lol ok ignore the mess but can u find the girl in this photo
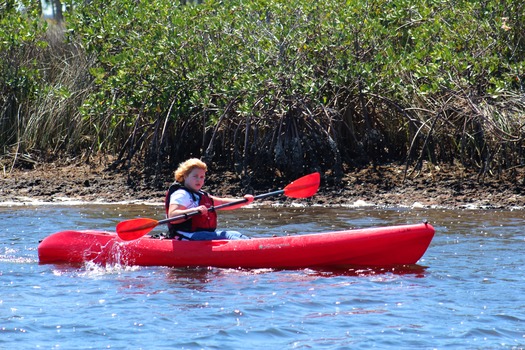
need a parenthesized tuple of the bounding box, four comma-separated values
(165, 158, 253, 240)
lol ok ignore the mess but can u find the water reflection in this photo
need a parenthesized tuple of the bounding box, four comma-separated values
(306, 264, 429, 278)
(159, 264, 429, 287)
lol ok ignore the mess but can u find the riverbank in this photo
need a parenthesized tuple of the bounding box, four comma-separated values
(1, 159, 524, 209)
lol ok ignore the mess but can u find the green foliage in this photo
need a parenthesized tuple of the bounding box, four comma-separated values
(0, 2, 45, 149)
(2, 0, 525, 181)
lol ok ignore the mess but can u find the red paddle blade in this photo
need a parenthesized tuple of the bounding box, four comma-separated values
(283, 172, 320, 198)
(116, 218, 159, 241)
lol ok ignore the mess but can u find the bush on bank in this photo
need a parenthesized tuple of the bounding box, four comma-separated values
(1, 0, 524, 184)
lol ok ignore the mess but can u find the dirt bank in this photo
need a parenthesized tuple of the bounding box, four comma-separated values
(1, 159, 525, 209)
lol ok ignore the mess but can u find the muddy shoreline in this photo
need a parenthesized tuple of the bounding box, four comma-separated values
(2, 160, 525, 209)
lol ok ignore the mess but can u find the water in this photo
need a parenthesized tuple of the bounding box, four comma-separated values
(1, 204, 525, 349)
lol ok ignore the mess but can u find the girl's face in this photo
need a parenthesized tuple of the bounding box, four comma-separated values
(184, 167, 206, 192)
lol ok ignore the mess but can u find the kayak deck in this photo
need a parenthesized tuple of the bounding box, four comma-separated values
(38, 222, 435, 269)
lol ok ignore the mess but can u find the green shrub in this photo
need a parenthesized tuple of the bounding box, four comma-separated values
(0, 1, 44, 154)
(2, 0, 524, 182)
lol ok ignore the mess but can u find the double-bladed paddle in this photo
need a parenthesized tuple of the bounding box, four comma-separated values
(116, 172, 320, 241)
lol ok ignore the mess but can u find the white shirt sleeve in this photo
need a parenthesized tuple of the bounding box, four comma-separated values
(169, 189, 198, 209)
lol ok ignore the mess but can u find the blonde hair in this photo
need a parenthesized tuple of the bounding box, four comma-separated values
(174, 158, 207, 183)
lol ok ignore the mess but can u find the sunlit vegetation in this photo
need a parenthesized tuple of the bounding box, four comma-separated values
(1, 0, 524, 183)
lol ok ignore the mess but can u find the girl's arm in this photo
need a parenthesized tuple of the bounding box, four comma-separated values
(211, 194, 254, 210)
(168, 203, 208, 223)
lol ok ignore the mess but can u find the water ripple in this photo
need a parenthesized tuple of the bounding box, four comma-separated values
(2, 206, 525, 349)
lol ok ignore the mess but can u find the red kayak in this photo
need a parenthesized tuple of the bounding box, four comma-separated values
(38, 222, 434, 268)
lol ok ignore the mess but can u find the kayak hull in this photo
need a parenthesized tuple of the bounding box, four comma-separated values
(38, 222, 435, 269)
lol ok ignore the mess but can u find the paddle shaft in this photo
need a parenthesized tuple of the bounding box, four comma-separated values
(116, 172, 319, 240)
(157, 190, 283, 226)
